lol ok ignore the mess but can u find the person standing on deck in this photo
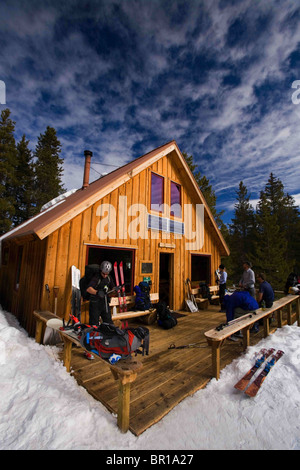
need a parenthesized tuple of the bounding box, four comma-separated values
(239, 261, 255, 298)
(217, 264, 227, 312)
(86, 261, 115, 326)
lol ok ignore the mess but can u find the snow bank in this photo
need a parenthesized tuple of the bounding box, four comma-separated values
(0, 305, 299, 450)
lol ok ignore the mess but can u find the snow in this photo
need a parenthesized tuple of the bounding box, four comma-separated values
(0, 305, 300, 450)
(40, 188, 77, 212)
(0, 189, 78, 265)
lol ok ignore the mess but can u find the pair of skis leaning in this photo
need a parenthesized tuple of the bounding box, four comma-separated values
(114, 261, 127, 313)
(234, 348, 284, 397)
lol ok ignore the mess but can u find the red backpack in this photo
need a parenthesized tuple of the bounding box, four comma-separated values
(79, 323, 149, 359)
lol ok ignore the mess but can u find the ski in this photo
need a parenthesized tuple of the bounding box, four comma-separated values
(71, 265, 81, 323)
(245, 350, 285, 397)
(114, 261, 123, 312)
(119, 261, 127, 312)
(216, 312, 256, 331)
(234, 348, 275, 391)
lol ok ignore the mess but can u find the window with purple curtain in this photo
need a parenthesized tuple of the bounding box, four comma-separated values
(170, 181, 182, 218)
(151, 173, 164, 212)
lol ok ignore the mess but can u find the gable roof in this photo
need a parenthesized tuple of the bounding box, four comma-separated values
(1, 140, 229, 255)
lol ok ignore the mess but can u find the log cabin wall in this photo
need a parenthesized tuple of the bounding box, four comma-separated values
(0, 237, 47, 336)
(40, 151, 224, 320)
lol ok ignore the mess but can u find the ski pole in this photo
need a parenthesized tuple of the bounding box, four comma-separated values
(168, 341, 207, 349)
(216, 312, 256, 331)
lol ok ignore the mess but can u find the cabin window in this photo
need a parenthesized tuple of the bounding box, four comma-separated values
(170, 181, 182, 218)
(151, 172, 164, 213)
(140, 261, 153, 275)
(191, 254, 211, 285)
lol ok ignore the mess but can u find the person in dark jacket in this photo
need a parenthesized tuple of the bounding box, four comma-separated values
(257, 273, 274, 308)
(223, 290, 259, 323)
(223, 290, 259, 340)
(86, 261, 115, 325)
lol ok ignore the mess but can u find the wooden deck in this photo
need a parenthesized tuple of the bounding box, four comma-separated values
(66, 303, 298, 436)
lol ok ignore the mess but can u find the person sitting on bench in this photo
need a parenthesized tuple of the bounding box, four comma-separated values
(257, 273, 274, 308)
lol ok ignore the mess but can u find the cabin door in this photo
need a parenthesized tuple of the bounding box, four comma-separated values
(159, 253, 174, 308)
(86, 246, 135, 294)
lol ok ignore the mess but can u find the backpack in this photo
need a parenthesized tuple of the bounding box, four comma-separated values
(199, 283, 212, 301)
(79, 264, 100, 301)
(79, 322, 150, 359)
(284, 272, 298, 294)
(156, 301, 177, 330)
(134, 281, 152, 311)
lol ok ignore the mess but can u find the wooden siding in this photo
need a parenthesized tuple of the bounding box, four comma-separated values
(0, 238, 47, 336)
(40, 152, 224, 319)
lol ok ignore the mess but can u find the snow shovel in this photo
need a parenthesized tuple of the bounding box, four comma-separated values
(185, 279, 198, 312)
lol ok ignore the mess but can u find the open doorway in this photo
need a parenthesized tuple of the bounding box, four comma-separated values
(159, 253, 174, 308)
(86, 246, 135, 294)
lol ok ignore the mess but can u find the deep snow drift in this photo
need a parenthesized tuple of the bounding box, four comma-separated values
(0, 305, 299, 450)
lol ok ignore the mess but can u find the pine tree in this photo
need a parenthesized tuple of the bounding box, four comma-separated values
(13, 135, 35, 225)
(263, 173, 285, 216)
(228, 181, 256, 281)
(182, 151, 224, 227)
(280, 193, 300, 270)
(261, 173, 300, 273)
(33, 126, 64, 213)
(254, 192, 288, 289)
(0, 108, 18, 234)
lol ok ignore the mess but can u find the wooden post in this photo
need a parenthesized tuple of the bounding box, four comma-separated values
(62, 336, 73, 372)
(287, 303, 292, 325)
(277, 308, 283, 328)
(209, 340, 222, 380)
(35, 319, 44, 344)
(296, 298, 300, 326)
(242, 326, 250, 350)
(263, 316, 270, 338)
(117, 373, 137, 433)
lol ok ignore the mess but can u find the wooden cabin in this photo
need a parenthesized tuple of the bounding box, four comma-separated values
(0, 140, 229, 336)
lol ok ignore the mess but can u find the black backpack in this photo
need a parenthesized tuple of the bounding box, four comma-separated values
(79, 264, 100, 301)
(156, 301, 177, 330)
(199, 283, 212, 301)
(134, 281, 152, 311)
(284, 272, 298, 294)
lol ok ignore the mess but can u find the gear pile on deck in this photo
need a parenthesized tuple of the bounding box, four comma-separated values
(57, 317, 150, 361)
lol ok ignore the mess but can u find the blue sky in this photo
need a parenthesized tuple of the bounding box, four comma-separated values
(1, 0, 300, 225)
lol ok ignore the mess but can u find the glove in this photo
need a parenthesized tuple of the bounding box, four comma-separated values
(97, 290, 105, 299)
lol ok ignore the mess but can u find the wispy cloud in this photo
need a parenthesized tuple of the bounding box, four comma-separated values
(1, 0, 300, 223)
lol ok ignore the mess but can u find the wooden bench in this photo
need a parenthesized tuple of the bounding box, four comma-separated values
(109, 292, 159, 324)
(204, 295, 300, 380)
(33, 310, 143, 433)
(191, 285, 220, 310)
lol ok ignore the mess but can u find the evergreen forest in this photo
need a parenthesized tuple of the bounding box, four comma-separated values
(0, 108, 64, 235)
(183, 153, 300, 290)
